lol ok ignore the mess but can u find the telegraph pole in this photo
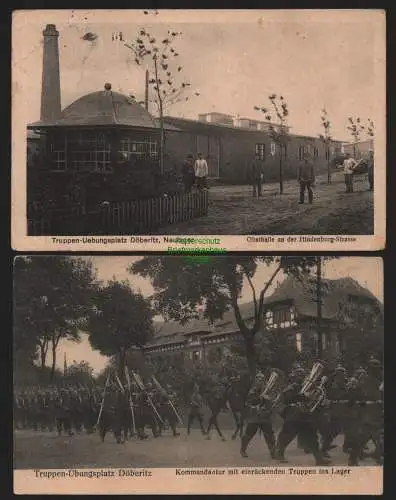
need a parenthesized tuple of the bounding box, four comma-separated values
(316, 256, 323, 358)
(145, 70, 149, 111)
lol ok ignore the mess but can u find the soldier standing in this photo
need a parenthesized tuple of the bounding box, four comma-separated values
(367, 150, 374, 191)
(250, 155, 264, 198)
(240, 372, 277, 459)
(187, 384, 206, 435)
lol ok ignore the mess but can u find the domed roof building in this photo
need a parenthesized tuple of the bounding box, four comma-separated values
(28, 83, 165, 176)
(29, 85, 159, 129)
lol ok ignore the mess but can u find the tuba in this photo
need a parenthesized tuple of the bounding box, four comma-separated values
(260, 369, 284, 409)
(299, 362, 328, 413)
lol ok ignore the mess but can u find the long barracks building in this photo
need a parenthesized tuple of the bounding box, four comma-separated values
(27, 23, 345, 207)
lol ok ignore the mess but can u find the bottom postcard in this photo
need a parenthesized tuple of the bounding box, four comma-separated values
(13, 255, 384, 494)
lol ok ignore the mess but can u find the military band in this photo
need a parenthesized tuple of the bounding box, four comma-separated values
(14, 358, 383, 466)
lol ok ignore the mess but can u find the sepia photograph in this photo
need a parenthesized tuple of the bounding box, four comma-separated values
(11, 9, 385, 250)
(13, 255, 383, 494)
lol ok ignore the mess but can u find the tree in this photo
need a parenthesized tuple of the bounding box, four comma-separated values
(319, 108, 332, 184)
(124, 25, 199, 175)
(13, 256, 97, 381)
(129, 256, 323, 380)
(336, 296, 383, 370)
(366, 118, 374, 139)
(87, 280, 155, 381)
(346, 116, 365, 158)
(63, 360, 95, 385)
(254, 94, 290, 194)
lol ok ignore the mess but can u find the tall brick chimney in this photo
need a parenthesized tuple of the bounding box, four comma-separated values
(40, 24, 61, 121)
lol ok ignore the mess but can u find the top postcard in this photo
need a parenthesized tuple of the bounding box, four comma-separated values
(11, 9, 386, 251)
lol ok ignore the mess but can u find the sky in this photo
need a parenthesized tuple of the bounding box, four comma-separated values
(13, 9, 385, 141)
(46, 256, 383, 374)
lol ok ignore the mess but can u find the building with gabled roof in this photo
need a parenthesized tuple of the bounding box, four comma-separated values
(140, 274, 382, 363)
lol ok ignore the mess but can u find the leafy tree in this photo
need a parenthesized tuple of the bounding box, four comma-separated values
(124, 25, 199, 175)
(347, 116, 365, 158)
(64, 360, 95, 385)
(87, 280, 155, 380)
(13, 256, 97, 381)
(336, 296, 383, 370)
(254, 94, 290, 194)
(129, 256, 323, 380)
(319, 107, 332, 184)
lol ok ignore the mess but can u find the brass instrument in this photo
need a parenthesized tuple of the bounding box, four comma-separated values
(259, 369, 284, 410)
(299, 362, 328, 413)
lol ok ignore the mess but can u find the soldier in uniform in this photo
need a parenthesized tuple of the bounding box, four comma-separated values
(135, 388, 150, 440)
(159, 384, 181, 437)
(205, 376, 228, 441)
(240, 372, 277, 459)
(55, 388, 73, 437)
(143, 382, 162, 438)
(70, 387, 83, 434)
(320, 364, 349, 457)
(98, 382, 125, 444)
(358, 362, 383, 465)
(187, 384, 207, 435)
(249, 155, 264, 198)
(276, 366, 331, 465)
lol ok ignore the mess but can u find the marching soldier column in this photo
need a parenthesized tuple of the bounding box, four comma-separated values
(14, 358, 383, 466)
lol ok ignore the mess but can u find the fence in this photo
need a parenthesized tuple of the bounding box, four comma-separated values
(27, 190, 209, 236)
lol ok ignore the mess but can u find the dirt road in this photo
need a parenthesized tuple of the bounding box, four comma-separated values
(14, 428, 377, 469)
(155, 172, 373, 235)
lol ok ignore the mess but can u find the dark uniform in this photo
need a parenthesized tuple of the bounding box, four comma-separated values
(276, 378, 330, 465)
(55, 389, 73, 436)
(320, 365, 349, 455)
(250, 158, 264, 198)
(206, 380, 227, 440)
(240, 380, 277, 459)
(357, 365, 383, 465)
(187, 387, 206, 435)
(143, 385, 162, 438)
(367, 152, 374, 191)
(158, 385, 180, 437)
(98, 385, 128, 444)
(182, 155, 195, 193)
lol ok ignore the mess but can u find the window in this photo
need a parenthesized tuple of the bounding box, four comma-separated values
(69, 131, 112, 173)
(325, 148, 330, 161)
(295, 333, 302, 353)
(321, 333, 328, 351)
(298, 146, 304, 160)
(313, 147, 319, 159)
(264, 306, 297, 329)
(191, 350, 202, 362)
(50, 133, 66, 171)
(270, 142, 276, 156)
(118, 137, 158, 161)
(255, 143, 266, 160)
(283, 144, 287, 158)
(313, 335, 319, 355)
(335, 334, 343, 355)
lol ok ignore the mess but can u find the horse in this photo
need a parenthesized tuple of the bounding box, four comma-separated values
(204, 377, 249, 441)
